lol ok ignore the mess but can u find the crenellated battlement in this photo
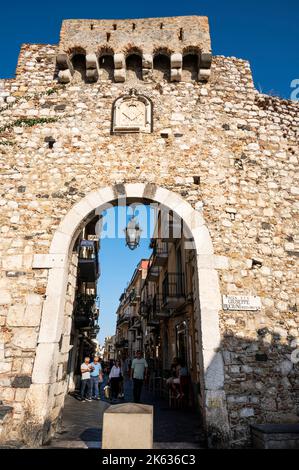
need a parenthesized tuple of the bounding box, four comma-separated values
(56, 16, 212, 84)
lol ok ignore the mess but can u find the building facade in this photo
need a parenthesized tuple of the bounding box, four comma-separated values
(115, 259, 149, 360)
(103, 335, 116, 362)
(0, 16, 298, 447)
(67, 219, 100, 391)
(115, 211, 199, 402)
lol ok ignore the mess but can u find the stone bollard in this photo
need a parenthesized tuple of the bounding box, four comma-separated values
(102, 403, 153, 449)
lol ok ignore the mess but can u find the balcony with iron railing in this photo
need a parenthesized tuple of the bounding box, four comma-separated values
(146, 308, 160, 327)
(150, 238, 169, 267)
(140, 297, 151, 317)
(153, 293, 171, 318)
(129, 288, 141, 305)
(117, 309, 132, 326)
(162, 272, 186, 309)
(74, 306, 99, 332)
(78, 240, 98, 282)
(115, 338, 129, 349)
(147, 252, 161, 282)
(160, 218, 183, 241)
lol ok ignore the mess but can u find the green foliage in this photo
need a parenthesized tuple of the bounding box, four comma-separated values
(0, 117, 59, 133)
(0, 139, 15, 146)
(46, 88, 58, 95)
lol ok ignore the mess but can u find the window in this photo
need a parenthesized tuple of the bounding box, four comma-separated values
(71, 54, 86, 81)
(99, 55, 114, 80)
(126, 54, 142, 80)
(153, 54, 170, 81)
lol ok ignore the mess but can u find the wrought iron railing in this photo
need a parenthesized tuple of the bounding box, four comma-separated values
(115, 339, 129, 349)
(78, 240, 97, 260)
(162, 273, 185, 303)
(129, 288, 141, 304)
(150, 238, 168, 255)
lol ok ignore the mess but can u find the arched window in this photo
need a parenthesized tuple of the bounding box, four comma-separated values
(71, 54, 86, 81)
(126, 54, 142, 80)
(99, 55, 114, 81)
(153, 54, 170, 81)
(182, 54, 199, 81)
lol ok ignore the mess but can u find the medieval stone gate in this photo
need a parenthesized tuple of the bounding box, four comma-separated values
(0, 16, 298, 448)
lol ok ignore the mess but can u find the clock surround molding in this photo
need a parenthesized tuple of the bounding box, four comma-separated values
(112, 88, 153, 134)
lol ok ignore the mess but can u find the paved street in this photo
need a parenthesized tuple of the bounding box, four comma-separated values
(46, 380, 204, 449)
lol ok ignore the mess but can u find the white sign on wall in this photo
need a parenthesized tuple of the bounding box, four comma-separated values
(222, 295, 261, 311)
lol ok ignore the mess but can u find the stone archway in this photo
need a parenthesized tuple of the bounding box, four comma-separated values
(24, 183, 230, 446)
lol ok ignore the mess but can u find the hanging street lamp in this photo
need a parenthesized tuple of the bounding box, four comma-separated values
(124, 210, 142, 250)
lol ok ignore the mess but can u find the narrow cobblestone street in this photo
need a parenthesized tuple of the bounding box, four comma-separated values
(46, 380, 203, 449)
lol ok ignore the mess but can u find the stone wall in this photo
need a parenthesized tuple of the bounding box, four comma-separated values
(0, 16, 298, 447)
(59, 16, 211, 55)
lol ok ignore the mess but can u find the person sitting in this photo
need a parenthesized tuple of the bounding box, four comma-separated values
(166, 357, 179, 388)
(167, 358, 188, 399)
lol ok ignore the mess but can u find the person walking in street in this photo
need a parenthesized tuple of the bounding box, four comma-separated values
(108, 359, 122, 402)
(131, 350, 148, 403)
(90, 356, 102, 400)
(80, 356, 93, 402)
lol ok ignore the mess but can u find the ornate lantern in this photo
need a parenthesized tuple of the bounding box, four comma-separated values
(124, 210, 142, 250)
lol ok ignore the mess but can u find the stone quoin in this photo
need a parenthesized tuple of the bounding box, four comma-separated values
(0, 16, 298, 448)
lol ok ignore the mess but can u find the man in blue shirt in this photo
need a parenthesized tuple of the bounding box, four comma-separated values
(90, 356, 102, 400)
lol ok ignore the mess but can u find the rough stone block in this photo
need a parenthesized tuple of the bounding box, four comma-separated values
(32, 254, 67, 269)
(49, 231, 72, 255)
(32, 343, 60, 384)
(0, 290, 12, 306)
(171, 53, 182, 68)
(204, 350, 225, 390)
(86, 53, 97, 69)
(37, 295, 66, 343)
(251, 424, 299, 449)
(114, 68, 126, 82)
(200, 52, 212, 69)
(142, 54, 153, 69)
(142, 69, 152, 80)
(56, 53, 70, 70)
(12, 328, 38, 350)
(198, 68, 211, 81)
(12, 375, 32, 388)
(58, 69, 72, 84)
(86, 68, 99, 83)
(7, 304, 42, 327)
(2, 255, 23, 270)
(114, 53, 125, 69)
(0, 362, 12, 373)
(25, 294, 42, 306)
(170, 68, 182, 82)
(102, 403, 153, 449)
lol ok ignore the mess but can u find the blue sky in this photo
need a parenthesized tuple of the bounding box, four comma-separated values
(1, 0, 298, 98)
(98, 206, 155, 345)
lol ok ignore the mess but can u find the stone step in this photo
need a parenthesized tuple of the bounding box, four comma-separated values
(251, 424, 299, 449)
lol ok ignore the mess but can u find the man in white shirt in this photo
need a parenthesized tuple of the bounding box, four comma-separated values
(80, 356, 93, 402)
(131, 350, 148, 403)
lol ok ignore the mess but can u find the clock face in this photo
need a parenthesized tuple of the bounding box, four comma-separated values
(119, 101, 145, 127)
(113, 92, 152, 134)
